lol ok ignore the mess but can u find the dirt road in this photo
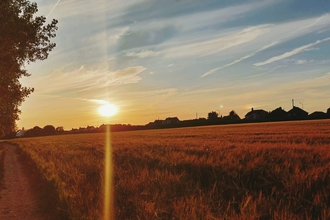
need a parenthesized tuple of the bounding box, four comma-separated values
(0, 143, 63, 220)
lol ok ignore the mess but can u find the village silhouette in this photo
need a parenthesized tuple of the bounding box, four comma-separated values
(7, 100, 330, 139)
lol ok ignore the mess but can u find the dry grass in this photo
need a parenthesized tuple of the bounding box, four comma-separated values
(10, 120, 330, 219)
(0, 143, 5, 185)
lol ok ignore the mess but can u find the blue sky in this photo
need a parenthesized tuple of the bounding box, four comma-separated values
(18, 0, 330, 129)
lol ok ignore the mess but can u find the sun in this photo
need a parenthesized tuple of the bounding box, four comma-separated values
(98, 103, 118, 117)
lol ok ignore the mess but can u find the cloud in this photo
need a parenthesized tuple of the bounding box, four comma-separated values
(74, 98, 118, 110)
(117, 26, 178, 51)
(111, 66, 146, 85)
(254, 37, 330, 66)
(163, 25, 270, 59)
(202, 41, 278, 78)
(31, 65, 146, 96)
(295, 60, 308, 65)
(286, 13, 329, 37)
(84, 99, 110, 105)
(109, 27, 130, 41)
(126, 50, 160, 58)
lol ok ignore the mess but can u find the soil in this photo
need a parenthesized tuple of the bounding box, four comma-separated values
(0, 142, 66, 220)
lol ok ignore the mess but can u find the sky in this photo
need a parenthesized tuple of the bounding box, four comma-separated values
(18, 0, 330, 130)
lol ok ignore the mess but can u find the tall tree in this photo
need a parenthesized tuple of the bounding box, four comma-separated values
(0, 0, 58, 137)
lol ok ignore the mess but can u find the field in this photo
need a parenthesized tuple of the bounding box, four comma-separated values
(0, 145, 5, 183)
(10, 120, 330, 219)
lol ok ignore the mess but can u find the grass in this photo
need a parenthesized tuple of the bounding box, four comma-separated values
(10, 120, 330, 219)
(0, 142, 5, 185)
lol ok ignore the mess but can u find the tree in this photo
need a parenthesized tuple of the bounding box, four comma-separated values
(56, 126, 64, 133)
(43, 125, 56, 135)
(208, 111, 218, 120)
(0, 0, 58, 137)
(25, 126, 43, 137)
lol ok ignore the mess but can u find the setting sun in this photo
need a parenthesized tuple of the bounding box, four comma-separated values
(98, 103, 118, 117)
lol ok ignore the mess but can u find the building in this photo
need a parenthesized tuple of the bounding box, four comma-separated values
(268, 107, 287, 119)
(16, 128, 25, 137)
(164, 117, 180, 125)
(308, 111, 328, 119)
(245, 108, 268, 120)
(287, 106, 308, 119)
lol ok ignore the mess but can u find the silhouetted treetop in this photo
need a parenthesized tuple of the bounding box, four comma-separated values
(0, 0, 58, 137)
(208, 111, 218, 120)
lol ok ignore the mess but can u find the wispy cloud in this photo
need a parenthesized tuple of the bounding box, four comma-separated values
(163, 25, 270, 59)
(111, 66, 146, 85)
(126, 50, 160, 58)
(202, 41, 278, 78)
(84, 99, 110, 105)
(254, 37, 330, 66)
(286, 13, 329, 37)
(32, 65, 146, 95)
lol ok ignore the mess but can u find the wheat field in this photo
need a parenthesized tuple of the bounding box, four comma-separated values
(10, 120, 330, 219)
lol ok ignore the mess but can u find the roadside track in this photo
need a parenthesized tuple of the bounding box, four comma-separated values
(0, 142, 63, 220)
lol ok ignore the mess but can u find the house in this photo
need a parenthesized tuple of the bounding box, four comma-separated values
(223, 110, 241, 121)
(153, 119, 164, 125)
(245, 108, 268, 120)
(287, 106, 308, 119)
(268, 107, 287, 119)
(164, 117, 180, 125)
(308, 111, 328, 119)
(16, 128, 25, 137)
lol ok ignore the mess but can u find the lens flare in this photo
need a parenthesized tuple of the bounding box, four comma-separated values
(104, 125, 114, 219)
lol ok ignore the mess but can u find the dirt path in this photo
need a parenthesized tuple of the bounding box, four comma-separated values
(0, 143, 61, 220)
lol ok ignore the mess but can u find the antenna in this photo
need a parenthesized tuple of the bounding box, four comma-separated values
(292, 99, 294, 107)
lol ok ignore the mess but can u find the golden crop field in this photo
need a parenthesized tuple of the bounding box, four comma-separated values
(10, 120, 330, 220)
(0, 145, 5, 182)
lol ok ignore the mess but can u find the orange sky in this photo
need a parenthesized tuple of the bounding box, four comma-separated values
(17, 0, 330, 130)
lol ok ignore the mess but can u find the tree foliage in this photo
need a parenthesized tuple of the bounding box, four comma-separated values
(207, 111, 218, 120)
(0, 0, 58, 137)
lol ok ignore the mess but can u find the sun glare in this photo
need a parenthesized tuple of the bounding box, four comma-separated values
(98, 103, 118, 117)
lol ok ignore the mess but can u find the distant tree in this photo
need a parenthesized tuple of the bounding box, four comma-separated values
(327, 108, 330, 116)
(0, 0, 58, 137)
(229, 110, 237, 117)
(43, 125, 56, 135)
(208, 111, 218, 120)
(25, 126, 43, 137)
(56, 126, 64, 133)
